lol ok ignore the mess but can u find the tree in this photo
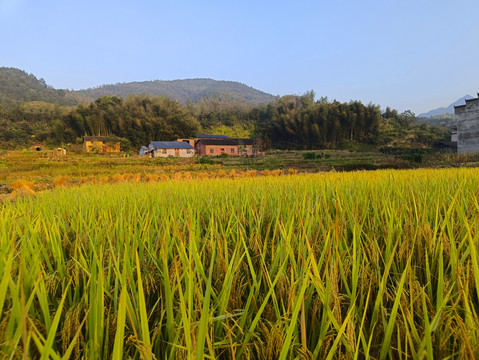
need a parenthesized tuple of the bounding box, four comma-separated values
(397, 110, 416, 128)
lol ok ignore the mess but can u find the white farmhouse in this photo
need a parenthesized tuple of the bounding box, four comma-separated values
(147, 141, 195, 158)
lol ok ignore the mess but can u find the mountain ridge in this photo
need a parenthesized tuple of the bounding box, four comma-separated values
(418, 95, 475, 118)
(0, 67, 277, 106)
(0, 67, 78, 106)
(75, 78, 277, 105)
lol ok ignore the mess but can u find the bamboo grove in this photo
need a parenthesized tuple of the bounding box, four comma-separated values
(1, 168, 479, 358)
(1, 92, 449, 151)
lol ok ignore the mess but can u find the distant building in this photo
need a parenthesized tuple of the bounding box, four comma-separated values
(83, 136, 120, 153)
(177, 138, 195, 147)
(139, 146, 151, 156)
(29, 143, 46, 151)
(195, 138, 258, 156)
(146, 134, 262, 157)
(148, 141, 195, 158)
(197, 134, 231, 140)
(454, 94, 479, 153)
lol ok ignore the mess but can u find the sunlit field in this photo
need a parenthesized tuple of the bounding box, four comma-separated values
(1, 168, 479, 358)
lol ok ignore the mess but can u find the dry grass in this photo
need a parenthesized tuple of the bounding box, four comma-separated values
(132, 173, 142, 183)
(228, 170, 237, 179)
(159, 174, 170, 182)
(145, 173, 159, 183)
(10, 179, 35, 197)
(112, 173, 124, 183)
(172, 172, 182, 181)
(54, 175, 71, 187)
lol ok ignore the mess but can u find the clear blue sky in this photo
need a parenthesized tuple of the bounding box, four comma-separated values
(1, 0, 478, 114)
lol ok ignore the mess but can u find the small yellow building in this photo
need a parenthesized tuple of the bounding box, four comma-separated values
(83, 136, 120, 153)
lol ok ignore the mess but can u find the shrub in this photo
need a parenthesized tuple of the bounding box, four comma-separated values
(302, 152, 316, 159)
(198, 156, 214, 165)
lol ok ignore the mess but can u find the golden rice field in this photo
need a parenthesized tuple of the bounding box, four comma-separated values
(1, 168, 479, 359)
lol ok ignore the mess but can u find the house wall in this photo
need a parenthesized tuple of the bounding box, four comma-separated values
(177, 139, 195, 147)
(198, 144, 238, 156)
(153, 148, 195, 157)
(456, 99, 479, 153)
(239, 145, 254, 156)
(84, 141, 120, 153)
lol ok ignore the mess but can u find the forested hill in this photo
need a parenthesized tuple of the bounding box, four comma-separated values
(0, 67, 78, 106)
(0, 67, 277, 106)
(74, 79, 277, 105)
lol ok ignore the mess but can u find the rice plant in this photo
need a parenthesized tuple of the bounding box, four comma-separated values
(1, 168, 479, 358)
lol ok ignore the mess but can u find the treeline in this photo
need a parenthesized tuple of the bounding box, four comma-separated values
(59, 95, 199, 148)
(253, 92, 381, 149)
(0, 93, 450, 150)
(0, 68, 77, 106)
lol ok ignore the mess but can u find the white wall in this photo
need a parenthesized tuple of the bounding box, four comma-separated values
(154, 148, 194, 157)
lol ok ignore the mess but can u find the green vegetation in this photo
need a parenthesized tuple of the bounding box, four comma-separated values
(0, 68, 451, 154)
(0, 67, 77, 106)
(0, 67, 275, 107)
(75, 78, 277, 105)
(1, 168, 479, 358)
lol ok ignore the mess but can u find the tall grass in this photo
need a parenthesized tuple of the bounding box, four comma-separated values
(1, 168, 479, 358)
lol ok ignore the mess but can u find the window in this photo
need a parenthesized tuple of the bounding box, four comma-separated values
(161, 149, 167, 154)
(230, 148, 235, 154)
(220, 148, 225, 153)
(210, 148, 214, 154)
(187, 150, 193, 154)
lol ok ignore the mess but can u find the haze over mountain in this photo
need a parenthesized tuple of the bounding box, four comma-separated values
(0, 67, 277, 107)
(418, 95, 475, 118)
(75, 79, 277, 105)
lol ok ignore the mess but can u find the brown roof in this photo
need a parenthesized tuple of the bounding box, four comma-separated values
(196, 138, 256, 146)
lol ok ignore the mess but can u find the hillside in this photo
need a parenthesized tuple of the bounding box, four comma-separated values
(418, 95, 474, 118)
(0, 67, 78, 106)
(0, 67, 277, 106)
(74, 78, 277, 105)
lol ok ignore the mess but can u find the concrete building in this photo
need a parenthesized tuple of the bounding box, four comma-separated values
(454, 94, 479, 153)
